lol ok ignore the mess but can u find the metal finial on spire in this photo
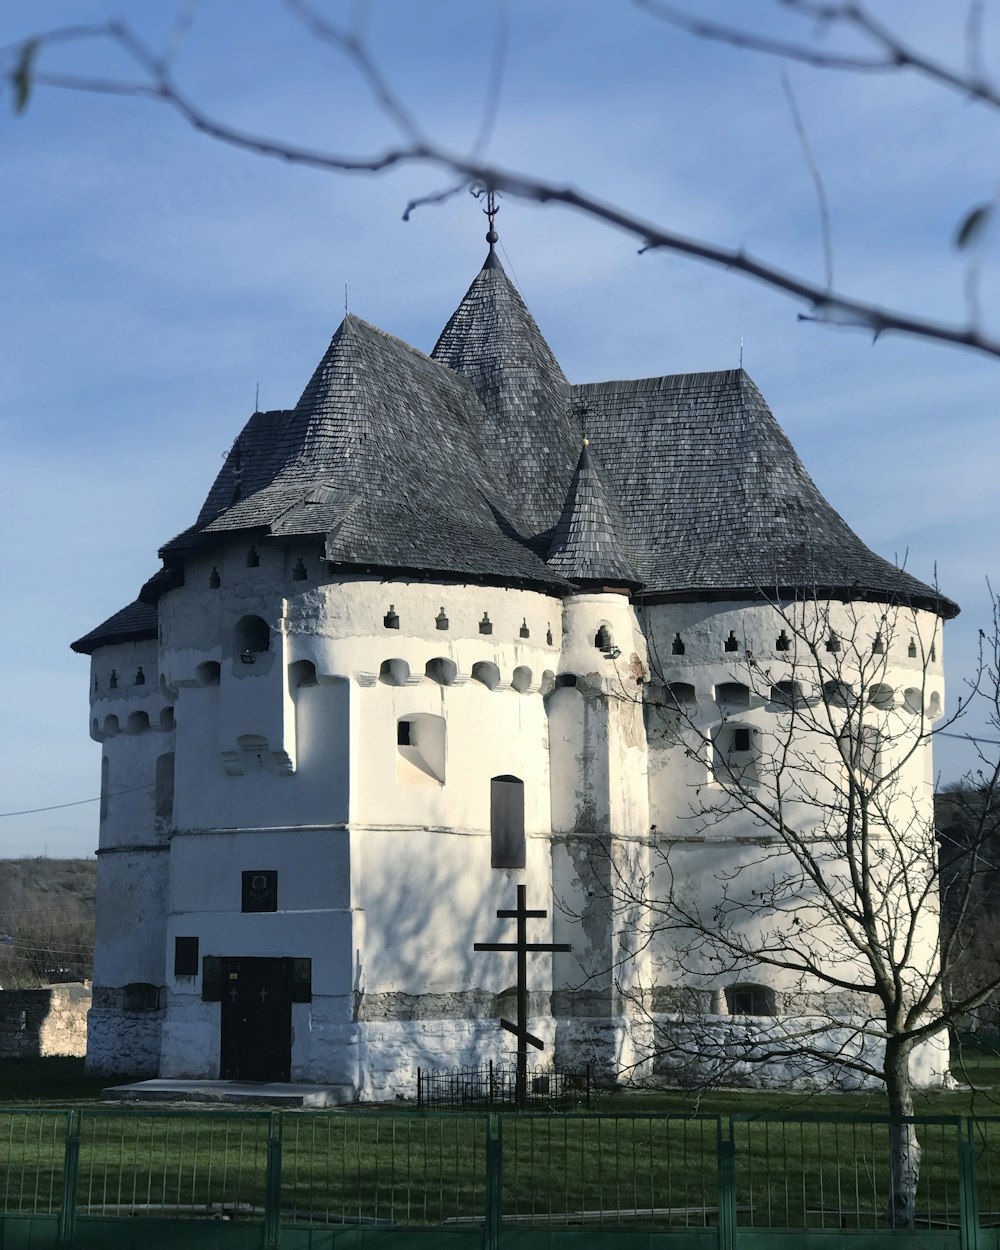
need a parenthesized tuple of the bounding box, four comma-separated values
(485, 189, 499, 251)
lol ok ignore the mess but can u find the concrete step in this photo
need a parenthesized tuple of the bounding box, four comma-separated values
(102, 1079, 357, 1108)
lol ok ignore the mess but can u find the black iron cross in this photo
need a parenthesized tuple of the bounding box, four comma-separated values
(474, 884, 571, 1109)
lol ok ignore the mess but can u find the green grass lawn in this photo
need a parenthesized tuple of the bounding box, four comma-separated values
(3, 1055, 1000, 1231)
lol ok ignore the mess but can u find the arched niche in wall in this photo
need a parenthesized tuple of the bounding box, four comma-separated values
(155, 752, 175, 826)
(928, 691, 943, 720)
(715, 681, 750, 709)
(472, 661, 502, 691)
(126, 711, 150, 734)
(903, 687, 923, 715)
(379, 658, 410, 686)
(491, 775, 525, 868)
(822, 679, 854, 709)
(666, 681, 697, 707)
(159, 707, 175, 732)
(511, 665, 532, 693)
(196, 661, 221, 687)
(425, 657, 458, 685)
(289, 659, 319, 689)
(769, 680, 804, 709)
(396, 714, 446, 784)
(234, 615, 270, 658)
(867, 683, 894, 711)
(103, 715, 120, 737)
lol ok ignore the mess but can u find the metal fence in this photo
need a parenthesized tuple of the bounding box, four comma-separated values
(4, 1106, 1000, 1246)
(416, 1061, 591, 1110)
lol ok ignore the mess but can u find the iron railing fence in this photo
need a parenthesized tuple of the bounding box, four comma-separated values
(416, 1061, 591, 1110)
(7, 1105, 1000, 1243)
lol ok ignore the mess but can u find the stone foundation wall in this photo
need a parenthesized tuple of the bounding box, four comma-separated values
(0, 984, 91, 1059)
(85, 1005, 163, 1075)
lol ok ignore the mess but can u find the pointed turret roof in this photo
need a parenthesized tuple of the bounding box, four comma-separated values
(431, 252, 580, 536)
(547, 442, 641, 589)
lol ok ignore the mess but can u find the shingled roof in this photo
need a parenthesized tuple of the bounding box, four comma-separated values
(547, 442, 642, 589)
(71, 599, 157, 655)
(72, 248, 956, 655)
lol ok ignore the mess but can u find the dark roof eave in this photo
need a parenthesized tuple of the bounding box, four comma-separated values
(635, 584, 959, 619)
(321, 558, 572, 596)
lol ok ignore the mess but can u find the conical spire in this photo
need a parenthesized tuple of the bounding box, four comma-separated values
(431, 252, 579, 536)
(547, 440, 641, 589)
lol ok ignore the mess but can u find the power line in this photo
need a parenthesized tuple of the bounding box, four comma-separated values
(0, 783, 154, 819)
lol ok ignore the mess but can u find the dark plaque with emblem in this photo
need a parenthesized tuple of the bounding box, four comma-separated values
(242, 870, 278, 913)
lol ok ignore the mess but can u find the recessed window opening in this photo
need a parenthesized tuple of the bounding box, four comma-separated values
(825, 632, 841, 653)
(155, 752, 175, 826)
(104, 715, 120, 736)
(109, 670, 118, 689)
(491, 775, 525, 869)
(775, 630, 791, 652)
(555, 674, 577, 688)
(725, 984, 776, 1016)
(519, 619, 530, 639)
(546, 625, 553, 646)
(174, 937, 199, 978)
(928, 691, 942, 719)
(480, 612, 493, 636)
(904, 687, 923, 715)
(289, 659, 318, 688)
(715, 682, 750, 709)
(127, 711, 150, 734)
(292, 558, 307, 580)
(134, 666, 145, 685)
(823, 680, 852, 708)
(379, 658, 410, 686)
(595, 625, 612, 652)
(472, 661, 501, 690)
(724, 631, 739, 653)
(94, 675, 99, 692)
(666, 682, 697, 707)
(384, 605, 400, 629)
(123, 983, 162, 1012)
(196, 661, 221, 686)
(907, 638, 917, 658)
(396, 713, 446, 784)
(436, 608, 449, 631)
(540, 670, 556, 696)
(247, 547, 260, 567)
(872, 634, 884, 655)
(671, 633, 685, 656)
(234, 615, 270, 654)
(713, 723, 759, 785)
(867, 683, 894, 711)
(92, 717, 100, 737)
(209, 567, 221, 589)
(770, 681, 803, 708)
(930, 644, 937, 662)
(159, 707, 175, 732)
(426, 657, 458, 685)
(511, 666, 532, 693)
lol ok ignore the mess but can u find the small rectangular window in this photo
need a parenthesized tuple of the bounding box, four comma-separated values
(242, 870, 278, 913)
(733, 727, 751, 752)
(174, 936, 199, 977)
(397, 720, 411, 746)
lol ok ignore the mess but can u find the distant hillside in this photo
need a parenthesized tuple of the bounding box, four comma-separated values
(0, 858, 96, 988)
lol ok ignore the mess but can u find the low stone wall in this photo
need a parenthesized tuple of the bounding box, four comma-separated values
(0, 983, 91, 1059)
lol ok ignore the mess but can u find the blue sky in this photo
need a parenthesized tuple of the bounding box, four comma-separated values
(2, 2, 998, 857)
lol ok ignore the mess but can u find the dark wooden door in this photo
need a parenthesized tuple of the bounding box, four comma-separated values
(219, 957, 292, 1081)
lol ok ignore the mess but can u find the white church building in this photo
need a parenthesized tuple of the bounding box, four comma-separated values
(73, 233, 955, 1097)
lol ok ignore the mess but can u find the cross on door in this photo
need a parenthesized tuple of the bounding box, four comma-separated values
(258, 987, 269, 1003)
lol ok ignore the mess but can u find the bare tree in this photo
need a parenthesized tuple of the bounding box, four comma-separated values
(4, 3, 1000, 357)
(587, 591, 1000, 1227)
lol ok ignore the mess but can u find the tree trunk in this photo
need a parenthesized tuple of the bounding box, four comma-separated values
(884, 1040, 920, 1229)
